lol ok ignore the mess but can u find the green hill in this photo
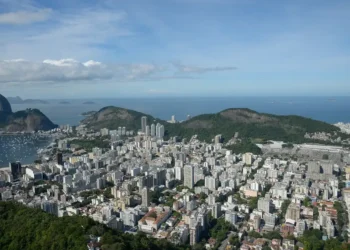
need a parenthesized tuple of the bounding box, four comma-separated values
(166, 108, 340, 143)
(82, 107, 341, 143)
(0, 201, 186, 250)
(81, 106, 161, 131)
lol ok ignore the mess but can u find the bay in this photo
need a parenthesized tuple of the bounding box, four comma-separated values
(1, 96, 349, 166)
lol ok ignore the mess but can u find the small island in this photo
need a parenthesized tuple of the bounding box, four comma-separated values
(59, 101, 70, 104)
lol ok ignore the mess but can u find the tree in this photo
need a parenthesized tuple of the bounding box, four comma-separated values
(0, 201, 188, 250)
(194, 179, 205, 187)
(303, 197, 312, 207)
(261, 184, 272, 197)
(262, 231, 282, 240)
(229, 236, 241, 249)
(248, 231, 262, 238)
(248, 197, 258, 210)
(334, 201, 347, 229)
(199, 192, 208, 202)
(280, 200, 291, 221)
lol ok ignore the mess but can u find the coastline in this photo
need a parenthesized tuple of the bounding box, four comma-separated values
(0, 133, 55, 167)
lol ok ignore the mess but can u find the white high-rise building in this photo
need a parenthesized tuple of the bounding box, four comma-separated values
(141, 187, 150, 207)
(156, 123, 165, 139)
(184, 165, 194, 189)
(258, 197, 272, 213)
(225, 210, 238, 225)
(207, 194, 216, 205)
(175, 166, 183, 181)
(151, 124, 156, 137)
(145, 125, 150, 136)
(243, 153, 253, 165)
(141, 116, 147, 133)
(205, 176, 218, 191)
(212, 203, 221, 218)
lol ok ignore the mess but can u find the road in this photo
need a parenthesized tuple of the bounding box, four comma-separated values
(218, 231, 235, 250)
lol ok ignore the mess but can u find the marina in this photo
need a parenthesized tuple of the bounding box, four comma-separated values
(0, 134, 53, 167)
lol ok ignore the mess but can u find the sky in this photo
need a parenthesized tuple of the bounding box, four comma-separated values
(0, 0, 349, 98)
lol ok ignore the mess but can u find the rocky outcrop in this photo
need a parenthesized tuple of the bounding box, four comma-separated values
(0, 94, 57, 132)
(0, 94, 12, 113)
(4, 109, 58, 132)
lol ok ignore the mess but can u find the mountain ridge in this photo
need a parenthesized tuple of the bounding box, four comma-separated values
(7, 96, 49, 104)
(81, 106, 341, 143)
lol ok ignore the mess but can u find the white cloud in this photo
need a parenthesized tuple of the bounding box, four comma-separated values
(0, 7, 132, 60)
(173, 63, 237, 74)
(0, 59, 163, 84)
(0, 8, 52, 25)
(0, 59, 236, 85)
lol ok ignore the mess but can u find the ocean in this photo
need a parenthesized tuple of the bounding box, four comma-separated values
(1, 96, 349, 166)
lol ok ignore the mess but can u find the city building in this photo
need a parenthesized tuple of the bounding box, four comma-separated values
(57, 153, 63, 165)
(151, 124, 156, 137)
(205, 176, 218, 191)
(142, 187, 150, 207)
(212, 203, 221, 219)
(141, 116, 147, 133)
(145, 125, 150, 136)
(184, 165, 194, 189)
(258, 197, 272, 213)
(286, 203, 300, 221)
(138, 206, 172, 233)
(10, 162, 21, 181)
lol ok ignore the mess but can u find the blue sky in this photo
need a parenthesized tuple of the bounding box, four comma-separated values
(0, 0, 349, 98)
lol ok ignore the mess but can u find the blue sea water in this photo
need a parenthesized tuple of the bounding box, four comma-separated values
(1, 96, 349, 166)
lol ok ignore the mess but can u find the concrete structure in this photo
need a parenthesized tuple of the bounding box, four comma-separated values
(141, 116, 147, 133)
(184, 165, 194, 189)
(142, 187, 150, 207)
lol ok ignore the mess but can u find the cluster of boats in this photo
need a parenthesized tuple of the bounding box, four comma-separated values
(0, 134, 53, 167)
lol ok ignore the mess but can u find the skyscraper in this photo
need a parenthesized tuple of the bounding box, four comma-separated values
(212, 203, 222, 219)
(174, 166, 183, 181)
(156, 123, 165, 139)
(141, 116, 147, 133)
(151, 124, 156, 137)
(258, 197, 272, 213)
(145, 125, 150, 136)
(141, 187, 150, 207)
(205, 176, 218, 191)
(122, 127, 126, 135)
(10, 161, 21, 181)
(184, 165, 194, 189)
(159, 125, 164, 138)
(57, 152, 63, 165)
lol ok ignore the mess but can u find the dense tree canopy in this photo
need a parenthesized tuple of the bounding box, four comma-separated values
(0, 202, 188, 250)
